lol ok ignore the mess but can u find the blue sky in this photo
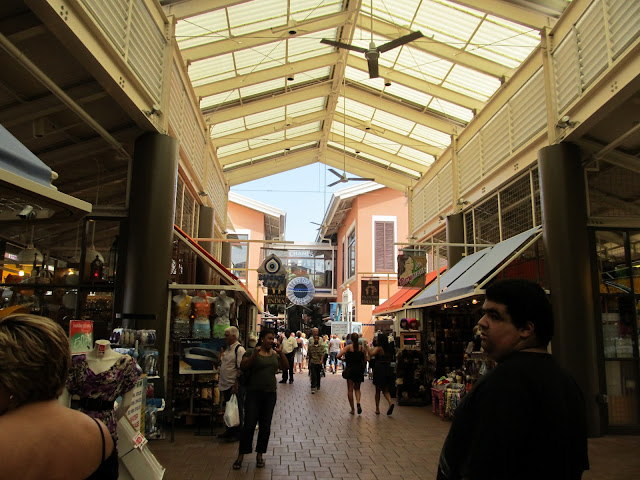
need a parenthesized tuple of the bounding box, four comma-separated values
(230, 163, 347, 242)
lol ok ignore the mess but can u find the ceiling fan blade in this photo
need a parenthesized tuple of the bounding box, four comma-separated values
(320, 38, 368, 54)
(328, 168, 343, 178)
(310, 222, 322, 226)
(328, 179, 345, 187)
(367, 57, 379, 78)
(377, 30, 423, 53)
(346, 177, 375, 182)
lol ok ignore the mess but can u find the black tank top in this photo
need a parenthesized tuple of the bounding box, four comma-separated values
(85, 418, 119, 480)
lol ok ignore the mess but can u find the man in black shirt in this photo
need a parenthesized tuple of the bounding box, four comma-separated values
(437, 279, 589, 480)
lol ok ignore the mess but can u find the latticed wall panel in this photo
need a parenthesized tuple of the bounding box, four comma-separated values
(587, 162, 640, 218)
(499, 174, 534, 241)
(463, 169, 541, 253)
(175, 175, 184, 229)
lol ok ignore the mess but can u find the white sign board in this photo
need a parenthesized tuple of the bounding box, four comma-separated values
(331, 321, 362, 338)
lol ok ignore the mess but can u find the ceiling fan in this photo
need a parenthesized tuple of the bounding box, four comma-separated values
(320, 2, 423, 79)
(327, 168, 374, 187)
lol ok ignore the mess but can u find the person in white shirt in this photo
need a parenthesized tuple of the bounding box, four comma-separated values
(279, 330, 297, 384)
(218, 326, 245, 440)
(328, 335, 341, 373)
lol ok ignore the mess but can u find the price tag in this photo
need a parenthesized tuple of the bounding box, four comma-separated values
(133, 432, 148, 450)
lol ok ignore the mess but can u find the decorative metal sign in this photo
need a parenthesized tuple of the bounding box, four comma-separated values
(397, 251, 427, 288)
(361, 279, 379, 305)
(286, 276, 315, 305)
(258, 253, 286, 290)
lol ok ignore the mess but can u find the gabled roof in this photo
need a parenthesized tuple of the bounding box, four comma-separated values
(166, 0, 564, 191)
(228, 191, 286, 240)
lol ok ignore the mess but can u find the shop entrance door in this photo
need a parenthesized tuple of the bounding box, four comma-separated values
(594, 230, 640, 430)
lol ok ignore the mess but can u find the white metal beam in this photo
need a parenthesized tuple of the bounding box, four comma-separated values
(163, 0, 251, 21)
(357, 14, 511, 79)
(203, 83, 332, 123)
(447, 0, 556, 30)
(327, 132, 428, 175)
(219, 132, 323, 166)
(347, 56, 484, 112)
(341, 113, 443, 157)
(212, 111, 329, 147)
(195, 53, 339, 98)
(182, 11, 350, 63)
(323, 149, 415, 192)
(225, 149, 319, 185)
(345, 86, 461, 134)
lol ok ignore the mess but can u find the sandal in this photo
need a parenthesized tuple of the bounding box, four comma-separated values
(256, 458, 265, 468)
(357, 404, 362, 415)
(375, 410, 380, 415)
(232, 459, 242, 470)
(387, 404, 395, 416)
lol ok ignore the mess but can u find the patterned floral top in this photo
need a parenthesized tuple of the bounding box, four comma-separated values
(67, 354, 139, 438)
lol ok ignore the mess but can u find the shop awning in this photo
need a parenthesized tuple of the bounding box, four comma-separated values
(172, 225, 259, 308)
(0, 124, 91, 221)
(373, 266, 447, 315)
(410, 226, 542, 307)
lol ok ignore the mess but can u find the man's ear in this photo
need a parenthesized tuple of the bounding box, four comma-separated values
(519, 321, 535, 339)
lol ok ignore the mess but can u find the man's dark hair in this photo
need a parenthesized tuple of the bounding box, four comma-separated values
(284, 329, 291, 337)
(484, 279, 554, 347)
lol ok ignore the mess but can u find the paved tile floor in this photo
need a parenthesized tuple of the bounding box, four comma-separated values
(149, 369, 640, 480)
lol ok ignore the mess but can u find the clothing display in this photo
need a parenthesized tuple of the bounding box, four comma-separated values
(172, 292, 192, 338)
(67, 354, 139, 438)
(438, 351, 589, 480)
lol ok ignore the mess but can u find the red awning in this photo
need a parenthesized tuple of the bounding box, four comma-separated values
(372, 266, 447, 315)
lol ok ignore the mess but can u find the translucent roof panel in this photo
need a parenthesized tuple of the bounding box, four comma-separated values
(234, 42, 287, 74)
(428, 97, 474, 123)
(390, 162, 422, 177)
(398, 145, 435, 167)
(218, 140, 249, 158)
(336, 97, 375, 123)
(288, 67, 332, 87)
(286, 122, 322, 139)
(245, 106, 286, 128)
(239, 78, 286, 100)
(201, 90, 241, 110)
(211, 118, 246, 138)
(468, 16, 540, 68)
(352, 28, 401, 66)
(189, 54, 235, 87)
(361, 0, 421, 27)
(331, 121, 365, 143)
(288, 29, 337, 62)
(290, 0, 343, 21)
(410, 0, 483, 47)
(394, 45, 454, 84)
(249, 131, 284, 149)
(287, 97, 326, 116)
(443, 64, 502, 101)
(227, 0, 287, 37)
(383, 83, 433, 109)
(363, 132, 401, 154)
(288, 141, 318, 153)
(410, 123, 452, 149)
(371, 110, 415, 136)
(175, 10, 229, 50)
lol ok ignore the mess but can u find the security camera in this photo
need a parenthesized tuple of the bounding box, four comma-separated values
(18, 205, 36, 220)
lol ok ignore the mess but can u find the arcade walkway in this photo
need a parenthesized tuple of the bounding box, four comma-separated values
(150, 369, 640, 480)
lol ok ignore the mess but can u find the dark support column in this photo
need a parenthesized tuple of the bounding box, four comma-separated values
(196, 206, 215, 284)
(123, 133, 178, 386)
(446, 212, 465, 268)
(538, 143, 602, 437)
(221, 241, 231, 269)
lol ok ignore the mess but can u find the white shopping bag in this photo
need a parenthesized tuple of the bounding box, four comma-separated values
(223, 394, 240, 427)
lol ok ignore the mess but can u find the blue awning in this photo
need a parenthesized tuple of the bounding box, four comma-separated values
(0, 124, 53, 187)
(410, 226, 543, 307)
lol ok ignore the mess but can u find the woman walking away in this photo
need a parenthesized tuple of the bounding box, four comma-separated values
(233, 328, 288, 470)
(337, 332, 367, 415)
(370, 333, 395, 415)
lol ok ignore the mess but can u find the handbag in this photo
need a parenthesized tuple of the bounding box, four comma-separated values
(224, 394, 240, 427)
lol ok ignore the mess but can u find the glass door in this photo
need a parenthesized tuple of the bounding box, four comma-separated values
(594, 230, 640, 428)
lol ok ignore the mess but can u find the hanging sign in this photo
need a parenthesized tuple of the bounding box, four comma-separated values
(266, 287, 287, 305)
(286, 277, 315, 305)
(258, 253, 286, 290)
(69, 320, 94, 354)
(361, 279, 379, 305)
(397, 251, 427, 288)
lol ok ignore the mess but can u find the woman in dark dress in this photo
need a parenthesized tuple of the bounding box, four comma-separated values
(369, 333, 395, 415)
(233, 328, 288, 470)
(337, 332, 367, 415)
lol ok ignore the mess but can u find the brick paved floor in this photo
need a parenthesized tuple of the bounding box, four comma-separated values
(149, 368, 640, 480)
